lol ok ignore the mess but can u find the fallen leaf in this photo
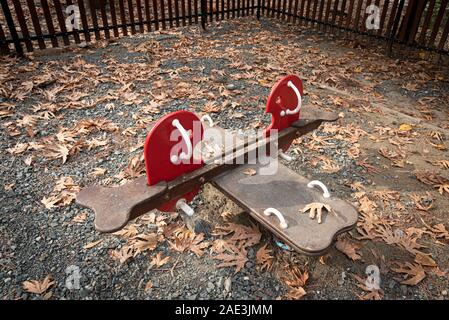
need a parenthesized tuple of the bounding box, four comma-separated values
(23, 275, 54, 295)
(83, 239, 102, 249)
(301, 202, 333, 224)
(336, 237, 362, 261)
(391, 262, 426, 286)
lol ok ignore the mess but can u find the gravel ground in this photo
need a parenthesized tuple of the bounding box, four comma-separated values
(1, 17, 449, 300)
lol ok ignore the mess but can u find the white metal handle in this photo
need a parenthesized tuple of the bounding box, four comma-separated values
(200, 114, 214, 127)
(170, 119, 193, 164)
(281, 81, 302, 117)
(264, 208, 288, 229)
(176, 198, 194, 216)
(279, 151, 293, 162)
(307, 180, 331, 198)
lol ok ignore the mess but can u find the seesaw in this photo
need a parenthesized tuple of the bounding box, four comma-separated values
(77, 75, 358, 255)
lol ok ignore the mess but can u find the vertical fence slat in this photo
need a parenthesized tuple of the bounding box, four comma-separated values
(66, 0, 82, 43)
(136, 0, 145, 32)
(54, 0, 71, 45)
(189, 0, 193, 24)
(418, 0, 435, 45)
(88, 0, 101, 39)
(77, 0, 92, 42)
(387, 0, 405, 54)
(304, 0, 312, 26)
(175, 0, 180, 26)
(336, 0, 346, 32)
(298, 0, 306, 25)
(127, 0, 137, 34)
(109, 0, 120, 36)
(152, 0, 160, 30)
(143, 0, 152, 31)
(160, 0, 167, 28)
(167, 0, 174, 28)
(195, 0, 199, 23)
(428, 0, 448, 47)
(118, 0, 129, 35)
(216, 0, 220, 20)
(345, 0, 354, 30)
(26, 0, 46, 49)
(316, 0, 325, 29)
(99, 0, 112, 38)
(292, 0, 299, 23)
(377, 0, 389, 36)
(385, 0, 399, 37)
(11, 0, 33, 51)
(39, 0, 58, 47)
(323, 0, 332, 32)
(0, 1, 20, 54)
(438, 13, 449, 50)
(352, 0, 363, 33)
(330, 0, 339, 33)
(311, 0, 319, 27)
(182, 0, 187, 25)
(0, 22, 10, 54)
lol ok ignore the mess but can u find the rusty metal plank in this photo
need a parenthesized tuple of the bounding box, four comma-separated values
(212, 163, 358, 255)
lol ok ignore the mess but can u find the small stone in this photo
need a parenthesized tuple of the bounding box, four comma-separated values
(442, 290, 448, 296)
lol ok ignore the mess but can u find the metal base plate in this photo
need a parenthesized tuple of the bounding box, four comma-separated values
(212, 163, 359, 255)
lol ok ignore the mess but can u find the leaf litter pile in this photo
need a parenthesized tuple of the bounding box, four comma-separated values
(1, 17, 449, 300)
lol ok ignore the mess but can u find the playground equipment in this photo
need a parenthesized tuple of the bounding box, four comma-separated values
(77, 75, 358, 255)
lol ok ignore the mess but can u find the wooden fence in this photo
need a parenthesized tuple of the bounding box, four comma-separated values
(0, 0, 448, 56)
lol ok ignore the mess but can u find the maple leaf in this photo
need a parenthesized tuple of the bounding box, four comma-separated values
(215, 249, 248, 274)
(435, 183, 449, 196)
(85, 138, 108, 150)
(301, 202, 333, 224)
(130, 233, 158, 255)
(23, 275, 54, 295)
(409, 193, 433, 211)
(335, 237, 362, 261)
(45, 143, 70, 164)
(110, 245, 134, 264)
(125, 155, 145, 178)
(391, 262, 426, 286)
(150, 252, 170, 269)
(89, 168, 107, 176)
(431, 224, 449, 240)
(434, 160, 449, 170)
(353, 274, 384, 300)
(414, 253, 436, 267)
(72, 212, 87, 223)
(256, 244, 274, 272)
(113, 224, 139, 238)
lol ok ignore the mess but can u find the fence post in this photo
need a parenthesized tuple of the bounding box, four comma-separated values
(200, 0, 207, 30)
(387, 0, 406, 56)
(0, 0, 23, 56)
(257, 0, 261, 19)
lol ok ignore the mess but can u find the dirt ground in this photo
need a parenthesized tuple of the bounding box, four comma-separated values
(1, 17, 449, 300)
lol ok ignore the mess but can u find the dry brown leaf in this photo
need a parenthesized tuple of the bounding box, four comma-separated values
(243, 168, 257, 176)
(23, 275, 54, 295)
(144, 280, 153, 292)
(150, 252, 170, 269)
(256, 244, 274, 272)
(391, 262, 426, 286)
(110, 245, 134, 264)
(301, 202, 333, 224)
(335, 237, 362, 261)
(72, 212, 87, 223)
(83, 239, 102, 249)
(414, 253, 436, 267)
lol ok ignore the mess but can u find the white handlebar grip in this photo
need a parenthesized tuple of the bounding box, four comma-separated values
(264, 208, 288, 229)
(285, 80, 302, 116)
(176, 198, 194, 216)
(279, 151, 293, 162)
(200, 114, 214, 127)
(307, 180, 331, 198)
(171, 119, 193, 164)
